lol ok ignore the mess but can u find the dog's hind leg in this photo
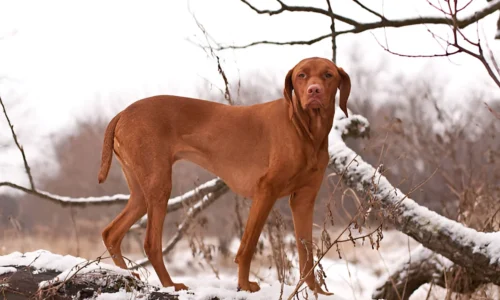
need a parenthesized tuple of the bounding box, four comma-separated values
(102, 168, 147, 271)
(139, 161, 189, 291)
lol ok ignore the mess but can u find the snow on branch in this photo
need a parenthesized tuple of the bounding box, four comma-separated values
(0, 181, 130, 205)
(372, 245, 487, 300)
(327, 114, 500, 288)
(1, 179, 226, 216)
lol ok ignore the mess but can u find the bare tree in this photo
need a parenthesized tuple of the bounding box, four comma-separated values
(218, 0, 500, 63)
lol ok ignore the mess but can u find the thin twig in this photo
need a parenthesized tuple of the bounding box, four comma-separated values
(189, 9, 233, 105)
(0, 96, 35, 190)
(215, 34, 331, 51)
(325, 0, 337, 63)
(352, 0, 387, 20)
(484, 102, 500, 120)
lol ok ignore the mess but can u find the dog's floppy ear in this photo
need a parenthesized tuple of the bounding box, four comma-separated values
(337, 67, 351, 118)
(283, 68, 294, 120)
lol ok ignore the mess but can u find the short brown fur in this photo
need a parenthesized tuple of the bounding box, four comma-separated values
(98, 57, 351, 294)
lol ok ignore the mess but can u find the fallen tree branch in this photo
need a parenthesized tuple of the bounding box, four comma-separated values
(327, 114, 500, 292)
(0, 181, 129, 206)
(0, 178, 225, 211)
(372, 245, 487, 300)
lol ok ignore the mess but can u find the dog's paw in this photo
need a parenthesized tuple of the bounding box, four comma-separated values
(304, 280, 334, 296)
(315, 288, 334, 296)
(131, 272, 141, 280)
(309, 284, 334, 296)
(173, 283, 189, 291)
(237, 281, 260, 293)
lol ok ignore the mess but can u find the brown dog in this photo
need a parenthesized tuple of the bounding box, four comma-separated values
(98, 57, 350, 294)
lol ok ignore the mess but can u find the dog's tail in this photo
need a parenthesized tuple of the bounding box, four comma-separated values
(98, 112, 121, 184)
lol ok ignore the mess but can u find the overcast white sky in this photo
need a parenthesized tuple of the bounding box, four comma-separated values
(0, 0, 499, 188)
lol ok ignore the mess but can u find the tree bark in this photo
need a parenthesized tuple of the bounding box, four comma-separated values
(372, 245, 487, 299)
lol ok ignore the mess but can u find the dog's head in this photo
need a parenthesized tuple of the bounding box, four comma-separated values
(283, 57, 351, 118)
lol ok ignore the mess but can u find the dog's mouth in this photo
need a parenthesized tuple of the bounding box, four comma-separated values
(306, 98, 323, 109)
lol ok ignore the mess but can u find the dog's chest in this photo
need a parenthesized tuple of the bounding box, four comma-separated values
(281, 147, 328, 191)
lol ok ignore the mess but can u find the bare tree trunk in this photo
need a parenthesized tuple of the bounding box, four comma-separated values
(372, 246, 486, 300)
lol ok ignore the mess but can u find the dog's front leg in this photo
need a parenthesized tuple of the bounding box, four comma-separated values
(235, 190, 276, 292)
(289, 186, 333, 296)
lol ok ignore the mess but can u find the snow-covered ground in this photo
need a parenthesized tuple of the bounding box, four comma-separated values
(0, 230, 444, 299)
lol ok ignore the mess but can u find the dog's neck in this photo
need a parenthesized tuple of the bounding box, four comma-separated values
(290, 95, 334, 151)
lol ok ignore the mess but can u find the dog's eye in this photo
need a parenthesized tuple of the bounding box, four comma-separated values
(298, 73, 306, 78)
(325, 73, 332, 78)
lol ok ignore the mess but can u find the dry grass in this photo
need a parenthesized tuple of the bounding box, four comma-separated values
(0, 221, 141, 259)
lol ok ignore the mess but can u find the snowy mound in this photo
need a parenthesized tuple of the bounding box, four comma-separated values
(0, 250, 348, 299)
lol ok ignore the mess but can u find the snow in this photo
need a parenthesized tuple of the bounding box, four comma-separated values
(167, 178, 222, 208)
(0, 249, 352, 299)
(330, 107, 369, 143)
(38, 259, 136, 289)
(95, 290, 148, 299)
(373, 244, 453, 290)
(0, 266, 16, 275)
(150, 232, 387, 300)
(0, 230, 430, 299)
(138, 230, 414, 299)
(150, 273, 362, 300)
(39, 190, 130, 203)
(92, 280, 351, 300)
(170, 280, 345, 300)
(0, 249, 138, 289)
(0, 249, 87, 272)
(328, 112, 500, 271)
